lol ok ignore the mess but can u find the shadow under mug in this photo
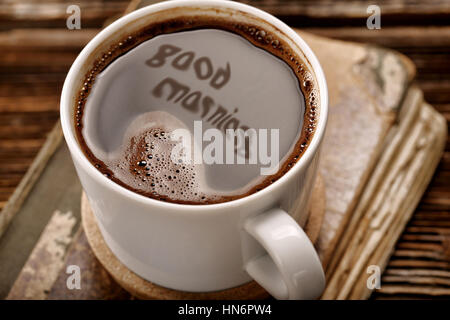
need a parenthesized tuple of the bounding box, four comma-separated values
(60, 0, 328, 300)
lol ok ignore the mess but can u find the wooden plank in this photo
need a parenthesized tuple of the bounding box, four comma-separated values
(0, 124, 56, 139)
(0, 73, 66, 84)
(400, 234, 447, 242)
(238, 0, 450, 18)
(409, 219, 450, 227)
(405, 226, 450, 234)
(0, 139, 46, 151)
(0, 111, 59, 125)
(0, 1, 128, 20)
(376, 285, 450, 296)
(0, 50, 78, 67)
(0, 83, 62, 97)
(0, 29, 99, 50)
(305, 27, 450, 48)
(388, 260, 450, 269)
(0, 2, 128, 30)
(0, 96, 59, 112)
(434, 105, 450, 113)
(382, 275, 450, 286)
(392, 250, 444, 260)
(417, 81, 450, 105)
(384, 268, 450, 278)
(0, 178, 22, 187)
(412, 213, 450, 221)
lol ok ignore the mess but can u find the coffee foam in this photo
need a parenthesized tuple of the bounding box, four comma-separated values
(93, 111, 220, 203)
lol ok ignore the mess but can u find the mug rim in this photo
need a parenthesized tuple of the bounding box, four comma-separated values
(60, 0, 329, 213)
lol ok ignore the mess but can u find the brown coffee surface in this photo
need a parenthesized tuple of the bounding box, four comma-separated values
(74, 13, 319, 205)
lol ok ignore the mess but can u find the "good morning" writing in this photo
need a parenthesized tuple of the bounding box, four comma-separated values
(145, 44, 251, 134)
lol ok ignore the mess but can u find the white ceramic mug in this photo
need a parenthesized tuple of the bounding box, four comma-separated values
(60, 0, 328, 300)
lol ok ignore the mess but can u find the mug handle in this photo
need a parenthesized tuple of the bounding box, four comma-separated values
(244, 208, 325, 300)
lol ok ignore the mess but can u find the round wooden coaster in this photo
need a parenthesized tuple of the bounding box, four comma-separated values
(82, 174, 325, 299)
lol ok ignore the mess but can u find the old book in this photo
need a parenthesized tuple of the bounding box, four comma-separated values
(299, 32, 446, 298)
(322, 90, 446, 299)
(297, 31, 416, 266)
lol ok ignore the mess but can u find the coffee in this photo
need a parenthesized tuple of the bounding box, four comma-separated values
(75, 11, 319, 204)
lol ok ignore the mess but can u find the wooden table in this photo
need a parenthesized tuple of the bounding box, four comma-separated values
(0, 0, 449, 299)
